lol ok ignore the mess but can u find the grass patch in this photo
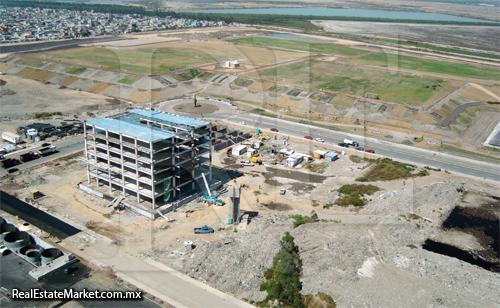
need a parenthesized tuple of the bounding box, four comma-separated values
(336, 184, 381, 207)
(24, 60, 44, 67)
(245, 59, 447, 105)
(304, 162, 329, 173)
(229, 37, 366, 57)
(356, 158, 429, 181)
(198, 71, 213, 80)
(66, 67, 86, 75)
(117, 75, 142, 85)
(441, 144, 500, 163)
(34, 112, 62, 119)
(349, 52, 499, 81)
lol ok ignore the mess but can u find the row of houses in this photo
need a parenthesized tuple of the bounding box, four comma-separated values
(0, 6, 226, 44)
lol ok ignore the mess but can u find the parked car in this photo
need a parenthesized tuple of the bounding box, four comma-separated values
(365, 149, 375, 154)
(338, 142, 349, 148)
(194, 226, 215, 234)
(356, 147, 365, 151)
(279, 189, 286, 195)
(240, 161, 254, 167)
(7, 168, 19, 174)
(270, 128, 279, 132)
(316, 138, 324, 143)
(304, 136, 313, 140)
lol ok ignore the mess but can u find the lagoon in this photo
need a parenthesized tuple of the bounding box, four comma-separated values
(188, 7, 493, 23)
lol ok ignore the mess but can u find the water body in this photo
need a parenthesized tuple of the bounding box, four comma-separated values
(263, 33, 329, 42)
(188, 7, 493, 23)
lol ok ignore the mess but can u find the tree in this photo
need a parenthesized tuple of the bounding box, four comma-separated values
(260, 232, 304, 308)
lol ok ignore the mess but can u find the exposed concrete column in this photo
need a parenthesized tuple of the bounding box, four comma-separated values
(150, 141, 155, 209)
(228, 185, 241, 224)
(106, 129, 111, 193)
(172, 136, 176, 200)
(209, 123, 213, 181)
(84, 122, 90, 184)
(120, 133, 125, 197)
(135, 137, 140, 203)
(94, 125, 100, 187)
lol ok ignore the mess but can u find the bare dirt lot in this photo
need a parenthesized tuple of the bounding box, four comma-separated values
(0, 75, 129, 119)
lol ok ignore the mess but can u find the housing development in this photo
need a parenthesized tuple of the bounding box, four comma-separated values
(0, 1, 498, 308)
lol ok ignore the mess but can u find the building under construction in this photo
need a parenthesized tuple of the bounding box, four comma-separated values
(83, 109, 213, 209)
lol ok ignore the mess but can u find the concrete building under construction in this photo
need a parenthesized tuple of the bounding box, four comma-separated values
(83, 109, 213, 209)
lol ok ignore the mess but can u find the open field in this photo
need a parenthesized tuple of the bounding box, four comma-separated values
(15, 68, 57, 81)
(228, 36, 368, 56)
(459, 85, 499, 102)
(248, 80, 275, 91)
(245, 60, 449, 105)
(118, 75, 142, 85)
(58, 76, 80, 86)
(275, 95, 302, 108)
(410, 113, 437, 124)
(424, 80, 466, 106)
(347, 53, 499, 81)
(127, 90, 164, 103)
(27, 40, 307, 74)
(390, 105, 407, 117)
(385, 119, 413, 129)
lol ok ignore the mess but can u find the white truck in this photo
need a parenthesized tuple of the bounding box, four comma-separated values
(2, 132, 22, 144)
(344, 139, 359, 147)
(37, 146, 56, 157)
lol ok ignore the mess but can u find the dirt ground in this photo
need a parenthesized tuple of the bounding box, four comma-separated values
(0, 75, 130, 119)
(1, 131, 498, 307)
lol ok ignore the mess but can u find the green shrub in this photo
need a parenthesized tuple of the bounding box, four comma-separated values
(355, 177, 369, 182)
(34, 112, 62, 119)
(289, 213, 318, 228)
(336, 184, 381, 207)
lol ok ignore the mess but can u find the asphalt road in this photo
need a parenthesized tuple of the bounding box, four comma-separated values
(225, 113, 500, 182)
(158, 99, 500, 182)
(0, 136, 84, 177)
(0, 36, 129, 54)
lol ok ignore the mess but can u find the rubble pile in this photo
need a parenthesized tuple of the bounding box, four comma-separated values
(171, 215, 293, 302)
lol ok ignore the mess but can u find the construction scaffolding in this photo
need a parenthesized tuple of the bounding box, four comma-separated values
(83, 109, 213, 209)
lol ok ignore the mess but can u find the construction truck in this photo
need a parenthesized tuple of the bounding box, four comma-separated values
(37, 146, 56, 157)
(344, 139, 359, 147)
(19, 152, 39, 163)
(0, 158, 20, 169)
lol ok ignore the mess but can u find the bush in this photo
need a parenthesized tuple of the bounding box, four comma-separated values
(355, 177, 369, 182)
(289, 213, 318, 228)
(34, 111, 62, 119)
(336, 184, 381, 207)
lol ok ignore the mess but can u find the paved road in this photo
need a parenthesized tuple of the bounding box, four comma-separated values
(0, 36, 129, 54)
(159, 99, 500, 182)
(0, 136, 84, 177)
(439, 101, 487, 126)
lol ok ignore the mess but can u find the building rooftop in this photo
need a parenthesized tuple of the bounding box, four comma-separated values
(86, 118, 175, 143)
(87, 109, 210, 143)
(129, 109, 209, 129)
